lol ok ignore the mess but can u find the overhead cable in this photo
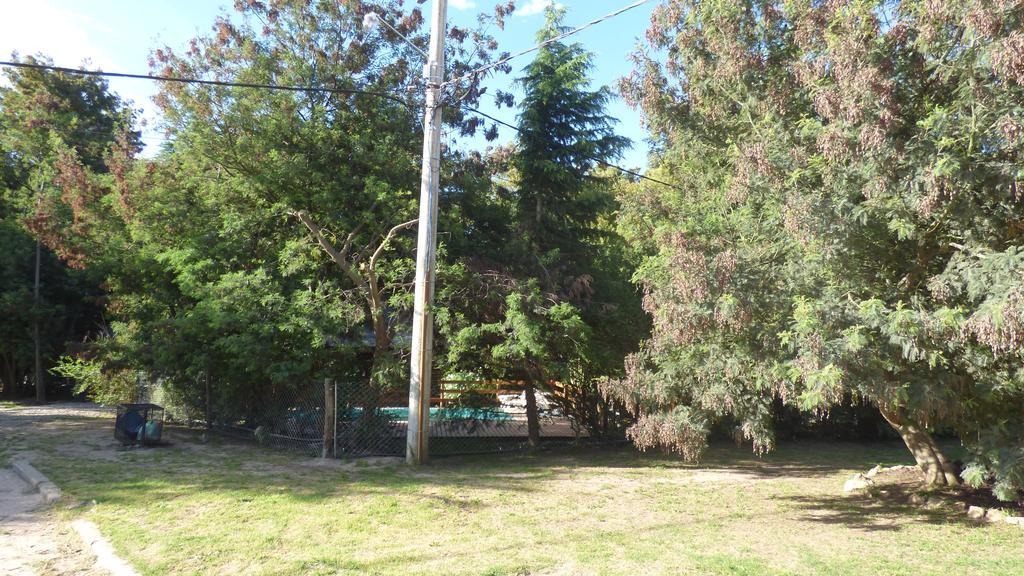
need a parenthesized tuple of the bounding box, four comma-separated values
(458, 104, 681, 192)
(0, 60, 411, 106)
(443, 0, 653, 88)
(1, 59, 674, 189)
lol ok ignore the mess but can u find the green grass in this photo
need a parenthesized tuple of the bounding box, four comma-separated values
(2, 407, 1022, 576)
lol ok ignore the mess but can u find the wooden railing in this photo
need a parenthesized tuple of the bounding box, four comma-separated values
(432, 380, 566, 406)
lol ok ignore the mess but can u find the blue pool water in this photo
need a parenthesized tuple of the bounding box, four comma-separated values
(348, 406, 513, 421)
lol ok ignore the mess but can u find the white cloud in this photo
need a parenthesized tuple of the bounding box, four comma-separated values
(0, 1, 117, 70)
(449, 0, 478, 10)
(516, 0, 555, 17)
(0, 1, 164, 154)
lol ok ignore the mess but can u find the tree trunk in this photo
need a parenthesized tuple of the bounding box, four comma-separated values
(1, 353, 14, 398)
(371, 308, 389, 363)
(878, 404, 959, 487)
(204, 373, 212, 429)
(524, 381, 541, 448)
(33, 239, 44, 404)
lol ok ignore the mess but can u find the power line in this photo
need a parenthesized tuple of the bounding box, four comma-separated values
(443, 0, 653, 88)
(0, 60, 411, 106)
(457, 104, 681, 192)
(0, 60, 675, 188)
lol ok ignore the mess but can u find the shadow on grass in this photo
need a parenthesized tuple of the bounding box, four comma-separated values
(3, 406, 975, 535)
(26, 424, 550, 511)
(775, 482, 979, 532)
(438, 438, 918, 482)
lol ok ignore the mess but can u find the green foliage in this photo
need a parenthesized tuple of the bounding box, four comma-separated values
(50, 355, 135, 406)
(0, 212, 36, 395)
(13, 2, 513, 421)
(0, 55, 128, 397)
(444, 279, 591, 381)
(613, 0, 1024, 498)
(514, 7, 630, 250)
(438, 6, 644, 435)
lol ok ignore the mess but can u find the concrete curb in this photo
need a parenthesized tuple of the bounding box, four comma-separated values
(71, 519, 142, 576)
(11, 460, 61, 504)
(10, 458, 141, 575)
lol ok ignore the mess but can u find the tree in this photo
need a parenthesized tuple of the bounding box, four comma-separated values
(46, 1, 514, 421)
(611, 0, 1024, 496)
(0, 202, 36, 397)
(439, 6, 640, 445)
(0, 55, 131, 400)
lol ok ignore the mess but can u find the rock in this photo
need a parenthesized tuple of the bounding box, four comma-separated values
(1003, 516, 1024, 526)
(967, 505, 986, 520)
(866, 465, 882, 478)
(844, 474, 872, 493)
(985, 508, 1006, 522)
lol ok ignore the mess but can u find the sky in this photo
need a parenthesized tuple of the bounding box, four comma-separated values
(0, 0, 655, 168)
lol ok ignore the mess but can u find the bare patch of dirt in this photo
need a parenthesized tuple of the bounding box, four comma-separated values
(565, 467, 764, 494)
(856, 465, 1024, 518)
(0, 469, 103, 575)
(949, 488, 1024, 516)
(299, 456, 403, 469)
(667, 468, 765, 483)
(0, 403, 125, 464)
(870, 465, 923, 486)
(1, 403, 114, 419)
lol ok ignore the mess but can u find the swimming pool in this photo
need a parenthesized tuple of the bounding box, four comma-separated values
(347, 406, 514, 422)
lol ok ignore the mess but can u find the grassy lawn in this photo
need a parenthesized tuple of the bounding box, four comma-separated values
(1, 404, 1022, 576)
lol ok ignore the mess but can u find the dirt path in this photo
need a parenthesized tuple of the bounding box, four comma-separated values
(0, 403, 113, 576)
(0, 468, 103, 576)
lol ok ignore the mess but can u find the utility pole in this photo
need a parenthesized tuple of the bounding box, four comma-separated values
(34, 239, 44, 404)
(407, 0, 447, 465)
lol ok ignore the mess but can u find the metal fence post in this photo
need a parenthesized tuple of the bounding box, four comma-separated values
(333, 379, 338, 459)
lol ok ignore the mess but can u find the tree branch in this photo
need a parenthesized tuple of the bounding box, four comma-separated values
(289, 209, 365, 287)
(369, 218, 419, 270)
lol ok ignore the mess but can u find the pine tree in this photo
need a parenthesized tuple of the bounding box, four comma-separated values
(515, 7, 630, 262)
(440, 6, 636, 446)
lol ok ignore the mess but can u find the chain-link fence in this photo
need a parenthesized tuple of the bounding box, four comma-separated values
(139, 377, 333, 455)
(142, 375, 593, 459)
(428, 380, 588, 456)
